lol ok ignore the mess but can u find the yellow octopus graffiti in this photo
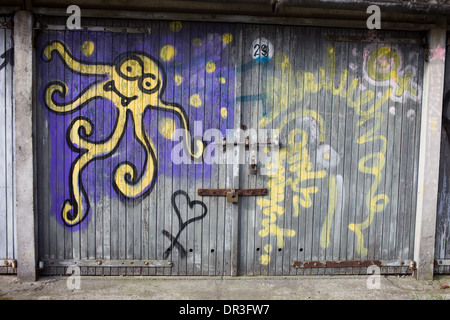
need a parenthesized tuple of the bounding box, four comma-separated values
(42, 40, 204, 227)
(256, 44, 421, 265)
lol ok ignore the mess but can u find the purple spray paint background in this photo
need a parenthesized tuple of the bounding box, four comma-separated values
(38, 22, 235, 231)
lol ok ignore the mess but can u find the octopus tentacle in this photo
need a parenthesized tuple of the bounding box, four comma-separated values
(42, 40, 112, 76)
(113, 112, 157, 199)
(68, 109, 127, 152)
(44, 80, 106, 114)
(157, 100, 204, 160)
(61, 152, 91, 226)
(61, 110, 128, 226)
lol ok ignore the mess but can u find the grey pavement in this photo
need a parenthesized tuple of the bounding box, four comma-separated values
(0, 274, 450, 300)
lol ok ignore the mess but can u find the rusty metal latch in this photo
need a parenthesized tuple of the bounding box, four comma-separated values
(292, 259, 415, 270)
(227, 190, 239, 203)
(198, 188, 268, 203)
(0, 259, 17, 269)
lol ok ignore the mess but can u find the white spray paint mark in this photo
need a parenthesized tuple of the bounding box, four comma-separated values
(407, 109, 415, 118)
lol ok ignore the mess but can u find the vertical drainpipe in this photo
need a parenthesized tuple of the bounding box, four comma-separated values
(14, 10, 37, 282)
(414, 17, 447, 281)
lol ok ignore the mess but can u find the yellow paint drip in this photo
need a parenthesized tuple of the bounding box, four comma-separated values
(320, 175, 337, 249)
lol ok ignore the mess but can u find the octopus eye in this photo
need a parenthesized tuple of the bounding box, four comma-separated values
(139, 74, 159, 94)
(118, 58, 143, 80)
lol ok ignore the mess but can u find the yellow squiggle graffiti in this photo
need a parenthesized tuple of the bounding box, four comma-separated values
(365, 46, 419, 101)
(256, 150, 296, 249)
(320, 175, 337, 249)
(348, 87, 392, 256)
(256, 44, 410, 262)
(257, 120, 326, 263)
(286, 129, 326, 215)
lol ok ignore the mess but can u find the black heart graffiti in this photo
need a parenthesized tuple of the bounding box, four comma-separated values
(162, 190, 208, 259)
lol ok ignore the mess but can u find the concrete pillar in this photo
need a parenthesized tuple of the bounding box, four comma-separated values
(414, 23, 447, 280)
(14, 10, 37, 282)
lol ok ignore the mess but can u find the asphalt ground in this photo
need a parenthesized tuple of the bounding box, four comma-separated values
(1, 274, 449, 300)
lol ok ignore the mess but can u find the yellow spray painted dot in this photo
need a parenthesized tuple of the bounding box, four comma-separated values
(323, 153, 330, 160)
(220, 107, 228, 118)
(169, 21, 182, 32)
(219, 77, 226, 84)
(205, 61, 216, 73)
(81, 41, 94, 57)
(174, 74, 183, 86)
(222, 33, 233, 44)
(190, 94, 202, 108)
(158, 117, 176, 139)
(160, 45, 176, 62)
(259, 244, 273, 265)
(192, 38, 202, 47)
(260, 254, 270, 265)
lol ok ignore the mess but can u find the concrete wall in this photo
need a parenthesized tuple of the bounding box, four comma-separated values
(14, 10, 36, 282)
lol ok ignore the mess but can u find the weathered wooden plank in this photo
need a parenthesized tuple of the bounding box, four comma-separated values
(92, 26, 104, 262)
(332, 30, 348, 264)
(200, 21, 212, 276)
(403, 43, 421, 260)
(4, 24, 14, 261)
(55, 31, 66, 263)
(239, 23, 257, 276)
(361, 40, 377, 262)
(35, 30, 47, 263)
(410, 45, 423, 261)
(436, 43, 450, 272)
(0, 26, 7, 260)
(253, 24, 267, 276)
(206, 22, 222, 276)
(375, 41, 391, 262)
(398, 43, 413, 260)
(229, 23, 243, 276)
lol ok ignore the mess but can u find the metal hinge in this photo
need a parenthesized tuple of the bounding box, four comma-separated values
(434, 259, 450, 267)
(198, 188, 268, 203)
